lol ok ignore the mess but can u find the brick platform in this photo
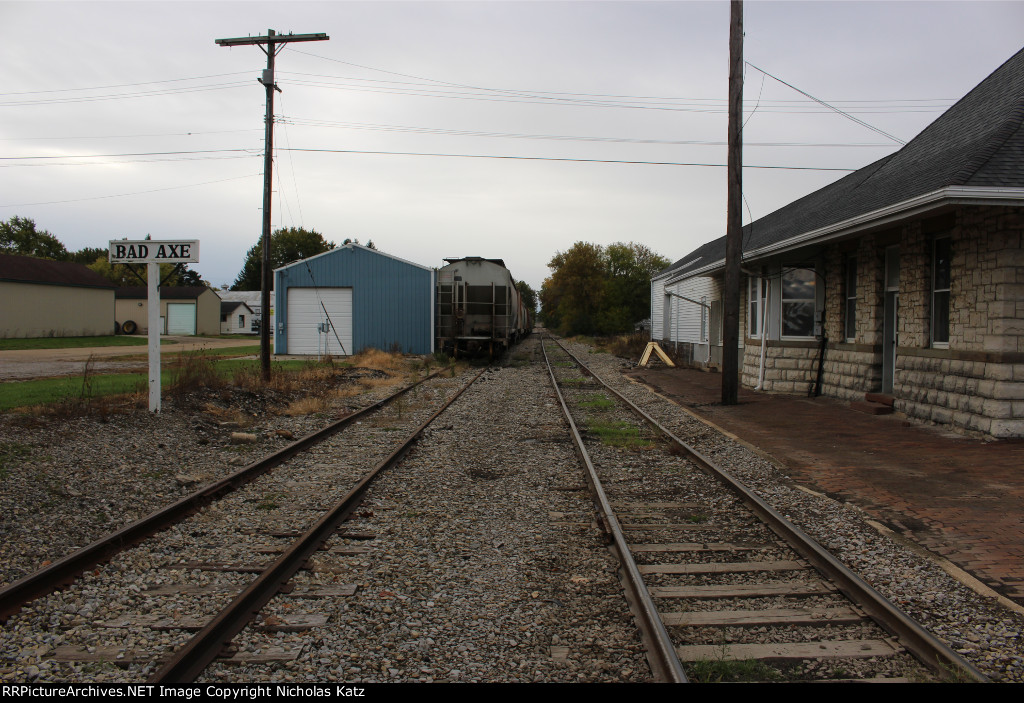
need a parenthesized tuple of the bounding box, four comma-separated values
(625, 365, 1024, 605)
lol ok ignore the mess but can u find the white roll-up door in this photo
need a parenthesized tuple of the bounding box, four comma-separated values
(287, 288, 353, 355)
(166, 303, 196, 335)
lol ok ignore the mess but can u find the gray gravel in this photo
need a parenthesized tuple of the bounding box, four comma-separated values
(557, 337, 1024, 683)
(1, 335, 1021, 683)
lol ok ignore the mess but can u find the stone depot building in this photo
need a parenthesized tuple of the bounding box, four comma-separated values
(651, 47, 1024, 438)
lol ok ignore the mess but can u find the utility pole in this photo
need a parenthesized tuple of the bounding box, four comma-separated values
(722, 1, 743, 405)
(216, 29, 329, 381)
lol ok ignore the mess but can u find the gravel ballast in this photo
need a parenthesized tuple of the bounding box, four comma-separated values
(1, 336, 1021, 682)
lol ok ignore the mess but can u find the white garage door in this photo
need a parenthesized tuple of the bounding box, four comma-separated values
(167, 303, 196, 335)
(287, 287, 353, 356)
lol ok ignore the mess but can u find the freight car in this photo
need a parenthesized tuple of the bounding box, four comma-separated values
(436, 257, 532, 358)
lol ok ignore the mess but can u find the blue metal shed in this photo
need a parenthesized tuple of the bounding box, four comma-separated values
(274, 244, 434, 356)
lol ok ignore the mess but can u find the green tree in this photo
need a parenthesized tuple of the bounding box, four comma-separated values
(66, 246, 108, 266)
(0, 216, 68, 259)
(232, 227, 335, 290)
(516, 280, 538, 318)
(600, 242, 669, 333)
(87, 257, 206, 288)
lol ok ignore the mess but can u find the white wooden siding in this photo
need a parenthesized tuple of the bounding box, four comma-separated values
(664, 276, 720, 343)
(650, 277, 666, 340)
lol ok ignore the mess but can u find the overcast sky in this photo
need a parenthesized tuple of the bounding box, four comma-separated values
(2, 1, 1022, 291)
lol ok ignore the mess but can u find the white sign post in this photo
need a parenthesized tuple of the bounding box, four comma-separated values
(109, 240, 200, 413)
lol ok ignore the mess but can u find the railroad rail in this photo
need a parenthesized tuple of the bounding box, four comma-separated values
(0, 367, 485, 682)
(542, 335, 987, 683)
(151, 367, 486, 682)
(0, 368, 448, 623)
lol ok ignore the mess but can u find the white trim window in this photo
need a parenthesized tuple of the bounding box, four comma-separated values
(844, 258, 857, 342)
(748, 276, 766, 338)
(932, 237, 951, 346)
(781, 267, 816, 338)
(700, 295, 708, 342)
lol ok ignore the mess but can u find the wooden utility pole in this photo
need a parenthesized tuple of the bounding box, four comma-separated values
(722, 1, 743, 405)
(216, 29, 329, 380)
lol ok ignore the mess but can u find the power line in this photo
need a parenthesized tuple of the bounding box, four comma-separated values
(0, 82, 252, 107)
(0, 72, 251, 96)
(276, 116, 893, 147)
(0, 154, 260, 168)
(745, 62, 907, 145)
(280, 147, 857, 171)
(0, 128, 262, 142)
(0, 173, 261, 208)
(0, 149, 256, 161)
(284, 51, 953, 113)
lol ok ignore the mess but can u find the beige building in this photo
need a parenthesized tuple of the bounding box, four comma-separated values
(115, 286, 221, 336)
(0, 255, 116, 338)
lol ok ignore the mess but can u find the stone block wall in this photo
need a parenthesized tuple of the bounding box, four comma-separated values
(895, 354, 1024, 438)
(740, 342, 820, 394)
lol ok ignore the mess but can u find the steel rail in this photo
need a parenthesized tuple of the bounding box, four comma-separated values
(550, 337, 989, 683)
(0, 369, 446, 623)
(542, 338, 688, 683)
(150, 367, 488, 682)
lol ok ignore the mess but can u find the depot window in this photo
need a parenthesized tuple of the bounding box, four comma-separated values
(845, 258, 857, 342)
(782, 267, 815, 338)
(932, 237, 951, 346)
(748, 276, 766, 338)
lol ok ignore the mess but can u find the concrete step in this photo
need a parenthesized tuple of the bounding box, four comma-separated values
(865, 392, 895, 407)
(851, 400, 894, 416)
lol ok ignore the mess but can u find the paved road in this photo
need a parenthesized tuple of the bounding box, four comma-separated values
(0, 336, 260, 381)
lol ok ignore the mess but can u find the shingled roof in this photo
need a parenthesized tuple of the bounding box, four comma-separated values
(0, 254, 116, 289)
(658, 45, 1024, 279)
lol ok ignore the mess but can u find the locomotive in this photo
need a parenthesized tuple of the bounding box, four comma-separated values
(436, 257, 532, 358)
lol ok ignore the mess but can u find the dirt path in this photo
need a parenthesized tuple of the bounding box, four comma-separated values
(0, 336, 259, 381)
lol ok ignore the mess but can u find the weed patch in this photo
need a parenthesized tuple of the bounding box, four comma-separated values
(585, 419, 654, 448)
(687, 657, 780, 683)
(578, 393, 614, 411)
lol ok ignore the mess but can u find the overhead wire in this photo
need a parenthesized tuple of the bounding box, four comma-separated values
(275, 116, 893, 148)
(282, 51, 952, 114)
(0, 173, 261, 208)
(276, 94, 306, 229)
(745, 61, 908, 145)
(278, 147, 857, 171)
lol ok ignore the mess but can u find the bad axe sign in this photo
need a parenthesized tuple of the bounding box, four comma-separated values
(109, 240, 200, 412)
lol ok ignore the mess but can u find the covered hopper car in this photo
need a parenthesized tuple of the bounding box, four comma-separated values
(436, 257, 532, 358)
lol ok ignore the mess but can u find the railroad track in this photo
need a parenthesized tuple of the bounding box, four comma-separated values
(542, 335, 987, 683)
(0, 368, 484, 682)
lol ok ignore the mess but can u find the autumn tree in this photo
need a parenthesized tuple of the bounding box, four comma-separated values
(232, 227, 335, 290)
(541, 241, 669, 336)
(541, 242, 606, 335)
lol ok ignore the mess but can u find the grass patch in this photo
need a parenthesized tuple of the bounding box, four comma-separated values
(585, 419, 654, 448)
(281, 396, 331, 416)
(578, 393, 614, 411)
(0, 336, 175, 350)
(687, 657, 781, 683)
(0, 374, 148, 411)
